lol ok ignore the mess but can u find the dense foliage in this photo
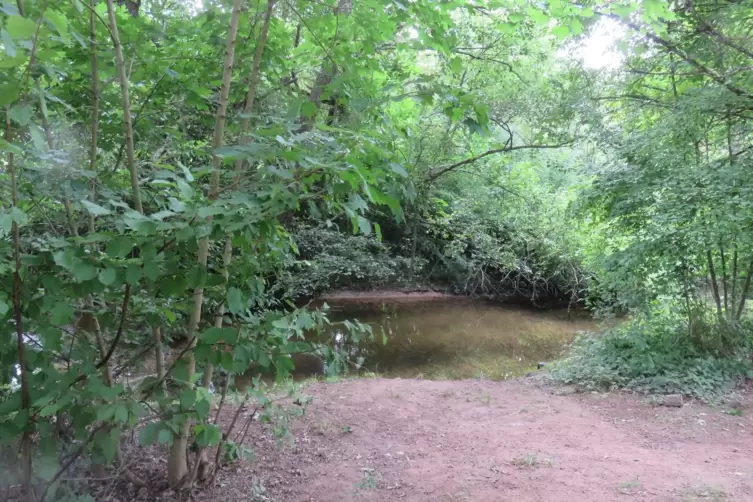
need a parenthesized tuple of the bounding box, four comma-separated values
(2, 0, 753, 499)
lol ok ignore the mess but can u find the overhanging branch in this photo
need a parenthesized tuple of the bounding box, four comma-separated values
(425, 141, 573, 183)
(599, 12, 753, 103)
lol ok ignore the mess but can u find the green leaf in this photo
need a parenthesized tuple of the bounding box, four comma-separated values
(29, 124, 47, 152)
(195, 424, 220, 447)
(114, 404, 128, 423)
(100, 427, 120, 463)
(527, 7, 549, 25)
(195, 398, 210, 420)
(138, 422, 159, 446)
(357, 215, 372, 235)
(227, 287, 243, 314)
(301, 100, 318, 118)
(1, 29, 17, 56)
(107, 236, 134, 258)
(157, 428, 173, 445)
(51, 302, 74, 325)
(81, 200, 111, 216)
(45, 10, 69, 43)
(389, 163, 408, 176)
(179, 389, 196, 410)
(199, 327, 236, 344)
(552, 25, 570, 39)
(5, 16, 36, 39)
(98, 267, 117, 286)
(0, 53, 25, 69)
(568, 18, 583, 35)
(0, 138, 22, 154)
(125, 264, 141, 285)
(53, 249, 75, 269)
(374, 222, 382, 241)
(449, 56, 463, 74)
(10, 207, 27, 226)
(143, 260, 159, 281)
(0, 213, 11, 233)
(72, 261, 98, 281)
(9, 104, 31, 126)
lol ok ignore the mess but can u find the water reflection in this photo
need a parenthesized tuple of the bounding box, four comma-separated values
(309, 299, 603, 380)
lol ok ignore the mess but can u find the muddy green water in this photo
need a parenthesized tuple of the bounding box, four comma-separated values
(315, 299, 602, 380)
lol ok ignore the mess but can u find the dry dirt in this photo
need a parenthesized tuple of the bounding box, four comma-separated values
(145, 376, 753, 502)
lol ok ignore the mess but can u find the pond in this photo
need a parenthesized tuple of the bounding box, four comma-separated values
(310, 298, 604, 380)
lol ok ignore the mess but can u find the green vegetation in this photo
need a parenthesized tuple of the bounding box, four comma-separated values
(551, 314, 752, 400)
(1, 0, 753, 498)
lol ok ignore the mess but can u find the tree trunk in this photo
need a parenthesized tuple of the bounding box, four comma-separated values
(707, 250, 723, 321)
(720, 241, 728, 317)
(167, 0, 242, 487)
(106, 0, 142, 213)
(731, 243, 738, 321)
(736, 260, 753, 320)
(7, 102, 33, 502)
(408, 217, 418, 283)
(193, 1, 276, 482)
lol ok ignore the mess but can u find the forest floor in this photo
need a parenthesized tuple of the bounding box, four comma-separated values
(140, 376, 753, 502)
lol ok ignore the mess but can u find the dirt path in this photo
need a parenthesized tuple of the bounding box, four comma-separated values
(190, 377, 753, 501)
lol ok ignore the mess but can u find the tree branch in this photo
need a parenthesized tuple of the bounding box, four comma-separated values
(425, 142, 573, 182)
(601, 12, 753, 102)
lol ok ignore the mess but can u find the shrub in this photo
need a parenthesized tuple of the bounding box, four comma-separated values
(279, 223, 416, 298)
(550, 313, 753, 401)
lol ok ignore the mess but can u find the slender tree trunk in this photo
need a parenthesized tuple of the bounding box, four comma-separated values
(10, 3, 36, 496)
(193, 1, 276, 483)
(88, 0, 100, 234)
(736, 260, 753, 320)
(7, 104, 33, 502)
(707, 250, 723, 321)
(106, 0, 142, 213)
(234, 0, 276, 174)
(408, 217, 418, 283)
(85, 8, 144, 485)
(731, 242, 738, 320)
(720, 241, 728, 317)
(168, 0, 242, 487)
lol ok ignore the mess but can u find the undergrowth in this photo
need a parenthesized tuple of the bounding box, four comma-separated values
(550, 312, 753, 401)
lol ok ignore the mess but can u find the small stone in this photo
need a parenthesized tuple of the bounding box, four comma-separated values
(662, 394, 683, 407)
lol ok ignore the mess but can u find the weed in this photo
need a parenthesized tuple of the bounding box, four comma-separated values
(724, 409, 743, 416)
(617, 480, 641, 495)
(511, 452, 552, 468)
(680, 483, 727, 501)
(354, 468, 382, 497)
(479, 393, 492, 404)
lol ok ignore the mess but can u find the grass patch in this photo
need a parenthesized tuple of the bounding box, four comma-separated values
(617, 480, 641, 495)
(511, 452, 552, 468)
(680, 483, 727, 501)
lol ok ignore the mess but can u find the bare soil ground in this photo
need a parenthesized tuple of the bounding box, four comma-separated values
(135, 377, 753, 502)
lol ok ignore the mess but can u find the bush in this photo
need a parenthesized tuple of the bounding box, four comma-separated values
(550, 314, 753, 401)
(279, 223, 416, 298)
